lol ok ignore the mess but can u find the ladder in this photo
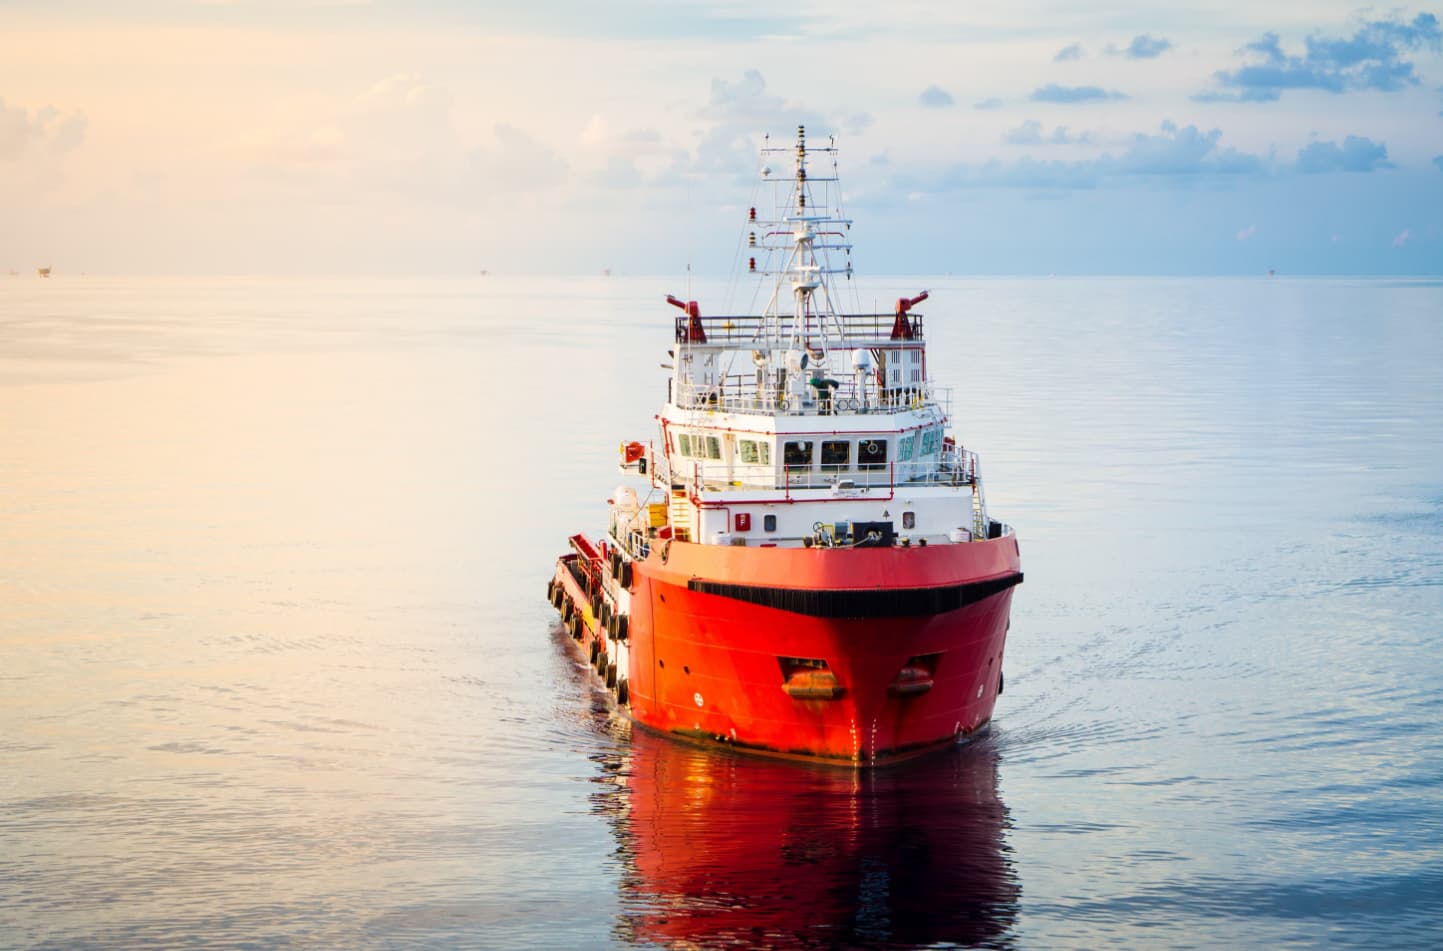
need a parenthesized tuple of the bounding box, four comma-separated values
(971, 465, 988, 541)
(670, 487, 693, 542)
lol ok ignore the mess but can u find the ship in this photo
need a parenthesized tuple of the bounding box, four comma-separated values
(36, 266, 51, 278)
(547, 125, 1022, 766)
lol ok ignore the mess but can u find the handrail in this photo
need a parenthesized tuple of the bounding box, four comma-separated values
(674, 312, 926, 345)
(651, 449, 978, 493)
(673, 379, 951, 419)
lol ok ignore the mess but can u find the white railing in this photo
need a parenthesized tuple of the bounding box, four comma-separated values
(651, 450, 979, 493)
(674, 378, 952, 419)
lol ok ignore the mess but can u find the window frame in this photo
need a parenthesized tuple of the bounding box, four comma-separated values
(820, 439, 851, 472)
(858, 437, 888, 471)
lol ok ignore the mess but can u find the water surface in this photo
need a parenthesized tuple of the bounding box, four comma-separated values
(2, 275, 1441, 948)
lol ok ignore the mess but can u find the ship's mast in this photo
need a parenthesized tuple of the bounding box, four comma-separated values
(755, 125, 853, 353)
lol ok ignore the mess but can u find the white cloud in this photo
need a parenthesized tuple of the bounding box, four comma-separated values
(0, 97, 87, 162)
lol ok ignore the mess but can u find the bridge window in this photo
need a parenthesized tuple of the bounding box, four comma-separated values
(677, 433, 692, 457)
(764, 514, 777, 532)
(898, 434, 915, 461)
(704, 435, 722, 460)
(858, 438, 887, 471)
(820, 440, 850, 471)
(739, 439, 771, 465)
(783, 440, 813, 467)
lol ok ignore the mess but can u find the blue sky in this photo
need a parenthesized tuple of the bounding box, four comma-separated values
(2, 1, 1441, 274)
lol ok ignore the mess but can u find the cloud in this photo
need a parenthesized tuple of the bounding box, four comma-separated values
(1393, 229, 1411, 247)
(926, 121, 1267, 191)
(0, 97, 88, 162)
(919, 85, 955, 108)
(1003, 119, 1091, 146)
(1111, 35, 1173, 59)
(470, 123, 568, 191)
(973, 98, 1004, 111)
(1054, 43, 1084, 62)
(1029, 84, 1128, 104)
(691, 70, 871, 180)
(1295, 136, 1392, 173)
(1198, 13, 1442, 102)
(1237, 224, 1257, 240)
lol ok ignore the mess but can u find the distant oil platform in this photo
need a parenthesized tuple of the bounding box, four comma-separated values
(36, 266, 52, 278)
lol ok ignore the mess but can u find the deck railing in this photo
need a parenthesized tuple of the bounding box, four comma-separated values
(674, 312, 925, 345)
(653, 450, 978, 493)
(674, 378, 952, 419)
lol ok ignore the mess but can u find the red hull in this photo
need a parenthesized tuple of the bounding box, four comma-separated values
(551, 534, 1021, 765)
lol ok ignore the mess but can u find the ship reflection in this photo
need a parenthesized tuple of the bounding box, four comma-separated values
(592, 732, 1020, 949)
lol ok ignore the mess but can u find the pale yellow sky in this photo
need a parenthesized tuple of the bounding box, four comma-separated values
(3, 3, 1440, 274)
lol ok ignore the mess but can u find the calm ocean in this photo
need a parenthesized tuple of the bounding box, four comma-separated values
(2, 275, 1441, 949)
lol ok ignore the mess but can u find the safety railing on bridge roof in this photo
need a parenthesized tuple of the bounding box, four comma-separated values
(661, 451, 979, 493)
(674, 312, 926, 345)
(674, 378, 952, 418)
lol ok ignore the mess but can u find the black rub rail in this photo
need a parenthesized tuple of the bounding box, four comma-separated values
(686, 572, 1022, 619)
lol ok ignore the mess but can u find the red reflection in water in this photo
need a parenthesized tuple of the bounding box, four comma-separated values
(594, 733, 1019, 949)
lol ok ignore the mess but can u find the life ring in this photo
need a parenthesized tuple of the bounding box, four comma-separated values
(862, 440, 879, 454)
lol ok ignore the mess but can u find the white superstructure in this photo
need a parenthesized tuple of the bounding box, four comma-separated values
(616, 126, 1003, 553)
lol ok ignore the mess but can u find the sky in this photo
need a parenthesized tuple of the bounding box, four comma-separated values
(2, 0, 1442, 275)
